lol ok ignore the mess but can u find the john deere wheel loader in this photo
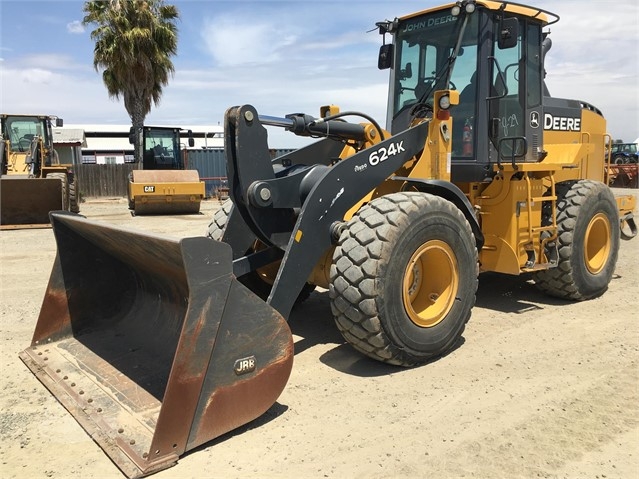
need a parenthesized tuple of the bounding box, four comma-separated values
(127, 125, 204, 215)
(20, 1, 637, 477)
(1, 114, 79, 228)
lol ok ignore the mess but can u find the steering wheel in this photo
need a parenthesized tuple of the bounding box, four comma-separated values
(17, 137, 33, 152)
(415, 77, 457, 100)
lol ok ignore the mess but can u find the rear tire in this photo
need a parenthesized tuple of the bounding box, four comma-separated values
(533, 180, 619, 300)
(329, 192, 478, 366)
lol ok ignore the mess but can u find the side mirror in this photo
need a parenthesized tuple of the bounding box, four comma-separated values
(187, 130, 195, 148)
(378, 44, 393, 70)
(498, 17, 519, 49)
(55, 118, 64, 127)
(128, 126, 135, 145)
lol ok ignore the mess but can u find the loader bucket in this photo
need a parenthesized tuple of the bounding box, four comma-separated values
(19, 212, 294, 478)
(128, 170, 205, 215)
(0, 177, 63, 229)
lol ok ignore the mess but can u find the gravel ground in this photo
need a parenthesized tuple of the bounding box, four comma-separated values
(1, 190, 637, 479)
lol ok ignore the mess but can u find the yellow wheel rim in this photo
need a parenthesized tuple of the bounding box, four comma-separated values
(584, 212, 611, 275)
(402, 240, 459, 328)
(250, 240, 279, 285)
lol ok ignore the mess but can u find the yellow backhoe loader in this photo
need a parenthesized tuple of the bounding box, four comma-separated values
(1, 114, 79, 228)
(127, 125, 205, 215)
(20, 1, 637, 477)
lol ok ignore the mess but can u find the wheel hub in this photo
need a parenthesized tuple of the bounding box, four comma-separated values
(584, 212, 611, 275)
(403, 240, 459, 328)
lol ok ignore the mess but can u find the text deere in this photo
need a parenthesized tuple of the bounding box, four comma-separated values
(544, 114, 581, 132)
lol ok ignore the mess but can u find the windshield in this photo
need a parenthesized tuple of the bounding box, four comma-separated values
(392, 10, 479, 118)
(2, 116, 46, 153)
(612, 143, 637, 154)
(144, 128, 182, 169)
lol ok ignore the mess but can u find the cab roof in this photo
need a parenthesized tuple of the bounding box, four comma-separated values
(398, 1, 559, 27)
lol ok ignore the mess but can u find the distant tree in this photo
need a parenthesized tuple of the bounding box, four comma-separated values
(82, 0, 179, 162)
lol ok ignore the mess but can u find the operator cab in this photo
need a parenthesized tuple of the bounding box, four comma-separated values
(129, 126, 195, 170)
(0, 114, 61, 174)
(379, 0, 558, 182)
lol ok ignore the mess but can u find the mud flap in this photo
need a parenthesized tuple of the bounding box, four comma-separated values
(19, 212, 293, 478)
(0, 177, 63, 228)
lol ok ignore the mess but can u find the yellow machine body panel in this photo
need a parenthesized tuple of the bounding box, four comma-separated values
(543, 107, 608, 184)
(399, 1, 553, 26)
(128, 169, 205, 215)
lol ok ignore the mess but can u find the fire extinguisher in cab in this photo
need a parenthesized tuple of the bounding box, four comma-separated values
(462, 119, 473, 156)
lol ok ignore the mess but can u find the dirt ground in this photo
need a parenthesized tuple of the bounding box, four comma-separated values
(1, 190, 637, 479)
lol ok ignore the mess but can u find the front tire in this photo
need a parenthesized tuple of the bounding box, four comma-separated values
(68, 176, 80, 213)
(533, 180, 619, 300)
(207, 198, 315, 303)
(47, 172, 69, 211)
(329, 192, 479, 366)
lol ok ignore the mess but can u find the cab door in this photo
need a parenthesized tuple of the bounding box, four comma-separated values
(488, 17, 543, 164)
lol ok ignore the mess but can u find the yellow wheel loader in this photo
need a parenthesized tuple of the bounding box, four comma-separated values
(1, 114, 79, 228)
(20, 1, 637, 477)
(127, 125, 205, 215)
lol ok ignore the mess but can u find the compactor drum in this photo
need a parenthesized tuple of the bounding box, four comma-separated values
(21, 1, 636, 477)
(128, 169, 204, 215)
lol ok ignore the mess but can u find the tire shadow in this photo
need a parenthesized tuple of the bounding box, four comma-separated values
(474, 271, 572, 314)
(288, 289, 465, 378)
(285, 269, 624, 376)
(288, 290, 344, 355)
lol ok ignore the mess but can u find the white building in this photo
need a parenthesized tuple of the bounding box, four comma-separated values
(54, 124, 224, 164)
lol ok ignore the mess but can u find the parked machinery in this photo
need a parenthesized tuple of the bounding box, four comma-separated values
(127, 125, 204, 215)
(1, 114, 79, 228)
(20, 2, 636, 477)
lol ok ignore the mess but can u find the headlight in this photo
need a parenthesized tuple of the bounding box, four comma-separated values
(452, 0, 476, 16)
(439, 95, 451, 110)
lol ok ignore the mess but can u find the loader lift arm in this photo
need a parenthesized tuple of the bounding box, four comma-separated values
(224, 104, 431, 318)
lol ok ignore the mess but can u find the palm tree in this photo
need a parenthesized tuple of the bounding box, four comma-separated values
(83, 0, 179, 162)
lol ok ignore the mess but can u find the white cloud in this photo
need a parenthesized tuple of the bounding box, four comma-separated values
(536, 0, 639, 141)
(19, 68, 56, 84)
(201, 15, 299, 67)
(66, 20, 84, 34)
(18, 53, 86, 71)
(0, 62, 129, 124)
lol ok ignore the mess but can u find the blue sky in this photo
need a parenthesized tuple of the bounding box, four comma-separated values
(1, 0, 637, 147)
